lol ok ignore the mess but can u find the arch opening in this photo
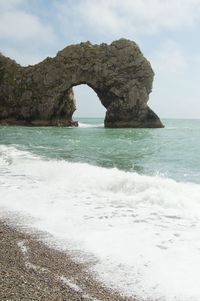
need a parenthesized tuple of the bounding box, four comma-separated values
(72, 84, 106, 120)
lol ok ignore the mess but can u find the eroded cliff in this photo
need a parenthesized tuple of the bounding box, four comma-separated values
(0, 39, 163, 128)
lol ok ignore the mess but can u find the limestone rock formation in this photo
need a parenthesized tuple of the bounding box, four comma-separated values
(0, 39, 163, 128)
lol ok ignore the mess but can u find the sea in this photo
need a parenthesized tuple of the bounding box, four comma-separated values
(0, 118, 200, 301)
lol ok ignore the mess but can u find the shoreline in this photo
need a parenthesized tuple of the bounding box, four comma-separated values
(0, 220, 138, 301)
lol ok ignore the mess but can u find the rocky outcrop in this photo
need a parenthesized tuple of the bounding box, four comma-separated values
(0, 39, 163, 128)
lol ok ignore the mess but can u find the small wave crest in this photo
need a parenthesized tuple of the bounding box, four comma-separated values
(0, 144, 38, 166)
(78, 122, 104, 128)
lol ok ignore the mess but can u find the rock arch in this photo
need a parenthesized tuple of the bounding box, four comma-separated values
(0, 39, 163, 127)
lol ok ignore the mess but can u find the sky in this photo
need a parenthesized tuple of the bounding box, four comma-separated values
(0, 0, 200, 118)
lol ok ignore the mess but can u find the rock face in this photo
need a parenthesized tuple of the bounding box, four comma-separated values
(0, 39, 163, 128)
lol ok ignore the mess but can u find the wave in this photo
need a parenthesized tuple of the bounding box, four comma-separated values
(0, 144, 199, 210)
(78, 122, 104, 128)
(1, 144, 200, 301)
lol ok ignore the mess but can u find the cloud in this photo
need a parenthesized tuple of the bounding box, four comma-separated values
(151, 40, 187, 79)
(148, 40, 200, 118)
(0, 0, 24, 11)
(0, 10, 55, 42)
(55, 0, 200, 39)
(0, 0, 56, 65)
(0, 45, 48, 66)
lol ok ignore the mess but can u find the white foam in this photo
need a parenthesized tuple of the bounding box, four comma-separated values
(17, 240, 28, 255)
(17, 240, 47, 272)
(78, 122, 103, 128)
(1, 145, 200, 301)
(58, 276, 82, 292)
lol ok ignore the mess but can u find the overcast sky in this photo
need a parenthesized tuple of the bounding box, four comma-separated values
(1, 0, 200, 118)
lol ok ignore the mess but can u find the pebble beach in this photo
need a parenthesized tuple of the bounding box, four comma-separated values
(0, 221, 138, 301)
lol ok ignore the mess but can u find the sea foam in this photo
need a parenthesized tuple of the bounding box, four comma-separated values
(78, 122, 104, 128)
(0, 144, 200, 301)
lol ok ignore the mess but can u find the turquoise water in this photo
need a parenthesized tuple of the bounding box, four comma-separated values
(0, 118, 200, 183)
(1, 118, 200, 301)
